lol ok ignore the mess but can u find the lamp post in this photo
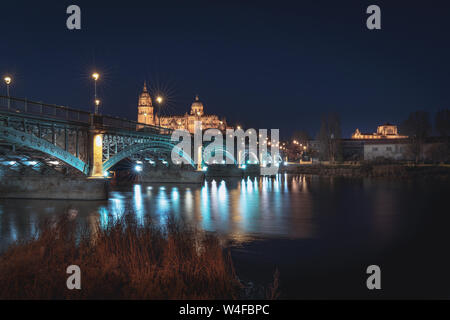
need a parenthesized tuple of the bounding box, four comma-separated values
(92, 72, 100, 114)
(95, 99, 101, 115)
(4, 76, 11, 109)
(156, 96, 163, 127)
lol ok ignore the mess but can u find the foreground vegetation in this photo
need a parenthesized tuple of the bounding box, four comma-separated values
(0, 214, 243, 299)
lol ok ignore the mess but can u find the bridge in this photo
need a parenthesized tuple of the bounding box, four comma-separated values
(0, 95, 200, 178)
(0, 95, 278, 181)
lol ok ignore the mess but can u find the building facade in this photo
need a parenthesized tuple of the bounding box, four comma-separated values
(137, 83, 227, 133)
(363, 140, 411, 161)
(352, 123, 408, 140)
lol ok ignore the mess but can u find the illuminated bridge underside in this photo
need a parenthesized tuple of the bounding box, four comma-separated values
(0, 124, 89, 174)
(203, 146, 237, 164)
(103, 139, 196, 171)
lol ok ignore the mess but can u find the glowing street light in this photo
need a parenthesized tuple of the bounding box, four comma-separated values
(92, 72, 100, 114)
(4, 76, 11, 86)
(156, 95, 163, 127)
(4, 76, 11, 95)
(92, 72, 99, 81)
(95, 99, 101, 114)
(4, 76, 11, 108)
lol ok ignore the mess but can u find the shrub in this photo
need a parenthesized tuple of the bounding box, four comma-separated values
(0, 213, 241, 299)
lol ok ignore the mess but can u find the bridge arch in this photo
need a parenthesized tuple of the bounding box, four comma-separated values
(243, 150, 259, 164)
(102, 140, 196, 171)
(203, 146, 237, 165)
(0, 124, 89, 174)
(260, 151, 283, 167)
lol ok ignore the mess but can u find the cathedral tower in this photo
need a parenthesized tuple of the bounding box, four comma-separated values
(137, 82, 154, 125)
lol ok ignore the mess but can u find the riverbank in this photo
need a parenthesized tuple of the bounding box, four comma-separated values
(281, 163, 450, 179)
(0, 214, 242, 299)
(0, 175, 108, 200)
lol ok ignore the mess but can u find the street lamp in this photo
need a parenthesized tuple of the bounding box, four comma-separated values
(156, 96, 163, 127)
(4, 76, 11, 109)
(4, 76, 11, 96)
(92, 72, 100, 114)
(95, 99, 101, 115)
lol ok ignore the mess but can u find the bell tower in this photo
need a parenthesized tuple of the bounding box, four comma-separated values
(137, 82, 154, 125)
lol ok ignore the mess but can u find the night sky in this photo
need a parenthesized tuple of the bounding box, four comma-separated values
(1, 0, 449, 138)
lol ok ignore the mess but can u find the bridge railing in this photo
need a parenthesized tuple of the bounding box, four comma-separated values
(101, 114, 174, 136)
(0, 95, 91, 123)
(0, 95, 173, 135)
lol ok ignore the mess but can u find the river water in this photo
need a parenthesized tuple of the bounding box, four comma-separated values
(1, 174, 449, 298)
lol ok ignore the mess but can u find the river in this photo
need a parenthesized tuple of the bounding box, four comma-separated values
(1, 174, 449, 298)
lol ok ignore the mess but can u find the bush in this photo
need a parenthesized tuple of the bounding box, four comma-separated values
(0, 213, 241, 299)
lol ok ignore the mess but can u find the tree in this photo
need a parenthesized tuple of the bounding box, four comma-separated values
(288, 130, 311, 161)
(434, 109, 450, 163)
(435, 109, 450, 138)
(317, 113, 342, 163)
(400, 111, 432, 163)
(291, 130, 311, 145)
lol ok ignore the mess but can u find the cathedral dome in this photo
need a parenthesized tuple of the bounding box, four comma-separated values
(190, 95, 204, 116)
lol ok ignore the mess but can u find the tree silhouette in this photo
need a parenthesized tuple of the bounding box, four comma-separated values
(401, 111, 431, 163)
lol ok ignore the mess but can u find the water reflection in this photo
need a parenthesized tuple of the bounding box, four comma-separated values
(0, 174, 423, 251)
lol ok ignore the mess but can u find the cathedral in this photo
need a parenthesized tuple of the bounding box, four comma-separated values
(137, 82, 227, 133)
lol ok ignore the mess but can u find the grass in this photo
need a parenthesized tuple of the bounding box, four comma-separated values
(0, 213, 243, 299)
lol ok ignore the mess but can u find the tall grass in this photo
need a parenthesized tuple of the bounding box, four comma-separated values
(0, 213, 241, 299)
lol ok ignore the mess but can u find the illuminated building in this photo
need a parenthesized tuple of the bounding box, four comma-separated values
(352, 123, 408, 139)
(137, 83, 227, 133)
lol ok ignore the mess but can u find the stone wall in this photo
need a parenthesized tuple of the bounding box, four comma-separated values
(0, 176, 108, 200)
(282, 164, 450, 179)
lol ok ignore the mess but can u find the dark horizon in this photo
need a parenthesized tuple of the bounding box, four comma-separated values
(1, 0, 449, 139)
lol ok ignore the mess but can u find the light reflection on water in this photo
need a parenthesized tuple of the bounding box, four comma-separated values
(0, 174, 416, 251)
(97, 175, 315, 242)
(0, 175, 315, 249)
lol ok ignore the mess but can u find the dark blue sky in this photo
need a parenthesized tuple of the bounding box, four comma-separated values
(1, 0, 449, 138)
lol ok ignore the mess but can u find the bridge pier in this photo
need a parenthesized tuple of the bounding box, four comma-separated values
(89, 132, 104, 178)
(197, 145, 203, 171)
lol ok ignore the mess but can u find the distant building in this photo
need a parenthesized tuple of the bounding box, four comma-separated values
(363, 140, 411, 161)
(341, 139, 365, 161)
(352, 123, 408, 140)
(137, 82, 227, 133)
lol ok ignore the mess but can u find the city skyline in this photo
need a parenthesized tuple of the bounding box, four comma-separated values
(2, 1, 449, 138)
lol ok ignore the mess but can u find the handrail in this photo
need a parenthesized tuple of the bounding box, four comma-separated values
(0, 95, 173, 135)
(0, 95, 91, 124)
